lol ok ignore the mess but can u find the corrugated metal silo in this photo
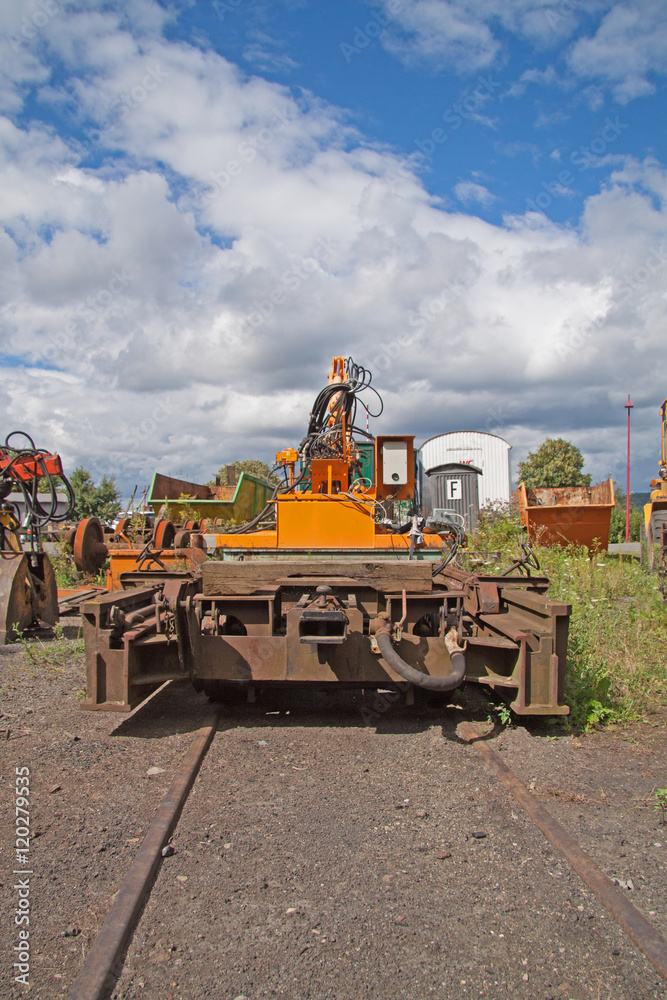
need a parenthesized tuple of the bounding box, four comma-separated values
(418, 431, 511, 513)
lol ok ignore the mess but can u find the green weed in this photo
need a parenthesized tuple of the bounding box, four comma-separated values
(466, 514, 667, 730)
(51, 540, 79, 589)
(488, 701, 512, 727)
(13, 624, 84, 668)
(655, 788, 667, 826)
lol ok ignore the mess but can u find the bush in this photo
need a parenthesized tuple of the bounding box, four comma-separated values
(541, 545, 667, 728)
(608, 490, 642, 543)
(517, 437, 591, 488)
(465, 507, 667, 728)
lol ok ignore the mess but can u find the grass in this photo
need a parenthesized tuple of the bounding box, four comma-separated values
(13, 622, 85, 668)
(465, 502, 667, 730)
(51, 540, 108, 589)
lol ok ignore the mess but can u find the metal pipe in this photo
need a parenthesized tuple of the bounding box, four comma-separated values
(375, 630, 465, 691)
(125, 605, 158, 626)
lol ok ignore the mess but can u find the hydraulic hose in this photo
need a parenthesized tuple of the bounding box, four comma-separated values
(374, 627, 466, 692)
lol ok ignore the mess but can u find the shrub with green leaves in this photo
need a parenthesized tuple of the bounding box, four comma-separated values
(465, 510, 667, 729)
(517, 437, 591, 488)
(535, 545, 667, 728)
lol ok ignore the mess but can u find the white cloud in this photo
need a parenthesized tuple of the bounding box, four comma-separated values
(375, 0, 664, 102)
(376, 1, 500, 73)
(1, 1, 666, 494)
(454, 180, 495, 205)
(567, 1, 667, 100)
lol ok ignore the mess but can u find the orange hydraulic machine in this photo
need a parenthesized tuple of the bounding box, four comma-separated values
(0, 432, 73, 642)
(81, 356, 571, 717)
(212, 356, 442, 555)
(642, 397, 667, 576)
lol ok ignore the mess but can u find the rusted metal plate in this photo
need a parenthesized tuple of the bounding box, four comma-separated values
(0, 551, 58, 643)
(80, 549, 571, 716)
(518, 479, 615, 552)
(194, 630, 454, 685)
(202, 560, 433, 595)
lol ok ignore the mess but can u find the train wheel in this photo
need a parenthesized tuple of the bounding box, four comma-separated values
(73, 517, 107, 575)
(153, 519, 176, 549)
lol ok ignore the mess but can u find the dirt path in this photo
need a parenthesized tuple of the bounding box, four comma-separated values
(0, 635, 665, 1000)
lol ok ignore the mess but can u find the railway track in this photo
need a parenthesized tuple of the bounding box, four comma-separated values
(64, 684, 667, 1000)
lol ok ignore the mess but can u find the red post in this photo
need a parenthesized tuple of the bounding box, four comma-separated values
(625, 395, 633, 542)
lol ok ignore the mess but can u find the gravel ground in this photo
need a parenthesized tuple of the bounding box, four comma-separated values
(1, 627, 666, 1000)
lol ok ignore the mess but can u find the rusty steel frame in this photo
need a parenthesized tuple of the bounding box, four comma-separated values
(81, 559, 570, 715)
(0, 549, 58, 643)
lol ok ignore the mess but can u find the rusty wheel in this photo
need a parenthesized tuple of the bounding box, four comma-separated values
(153, 519, 176, 549)
(73, 517, 108, 575)
(115, 517, 130, 536)
(173, 529, 191, 548)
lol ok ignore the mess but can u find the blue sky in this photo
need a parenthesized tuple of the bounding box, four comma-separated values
(1, 0, 666, 495)
(178, 0, 665, 226)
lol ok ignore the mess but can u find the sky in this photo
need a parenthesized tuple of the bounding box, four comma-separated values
(1, 0, 666, 497)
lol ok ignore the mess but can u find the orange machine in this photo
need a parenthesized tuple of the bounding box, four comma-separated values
(104, 357, 443, 584)
(82, 356, 571, 718)
(209, 358, 437, 555)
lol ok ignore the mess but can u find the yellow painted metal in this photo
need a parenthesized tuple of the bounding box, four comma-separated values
(147, 471, 272, 522)
(276, 494, 376, 548)
(644, 397, 667, 532)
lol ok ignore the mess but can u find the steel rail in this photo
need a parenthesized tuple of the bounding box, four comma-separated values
(68, 713, 219, 1000)
(458, 722, 667, 982)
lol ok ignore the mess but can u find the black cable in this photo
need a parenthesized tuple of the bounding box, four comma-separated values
(0, 433, 75, 533)
(230, 357, 383, 533)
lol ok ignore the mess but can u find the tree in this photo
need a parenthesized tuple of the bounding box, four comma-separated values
(70, 467, 122, 523)
(209, 459, 281, 488)
(517, 438, 591, 488)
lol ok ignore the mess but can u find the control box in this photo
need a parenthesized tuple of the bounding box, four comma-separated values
(374, 435, 415, 501)
(382, 440, 408, 485)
